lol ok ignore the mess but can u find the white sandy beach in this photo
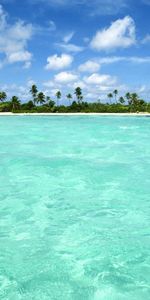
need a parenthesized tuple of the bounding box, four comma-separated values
(0, 112, 150, 116)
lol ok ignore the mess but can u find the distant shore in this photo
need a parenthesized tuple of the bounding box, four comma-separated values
(0, 112, 150, 116)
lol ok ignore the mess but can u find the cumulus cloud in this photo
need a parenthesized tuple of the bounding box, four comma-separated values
(0, 5, 33, 67)
(42, 69, 128, 102)
(45, 53, 73, 70)
(79, 60, 100, 73)
(54, 71, 78, 83)
(72, 80, 86, 89)
(7, 51, 32, 64)
(90, 16, 136, 51)
(84, 73, 117, 85)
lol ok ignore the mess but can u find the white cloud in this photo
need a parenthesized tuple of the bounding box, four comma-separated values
(7, 50, 32, 63)
(63, 31, 74, 43)
(54, 71, 78, 83)
(51, 88, 61, 96)
(90, 16, 136, 51)
(1, 81, 32, 101)
(42, 65, 150, 103)
(45, 53, 73, 70)
(99, 56, 125, 64)
(142, 34, 150, 44)
(98, 56, 150, 64)
(34, 21, 56, 36)
(79, 60, 100, 73)
(55, 29, 84, 53)
(0, 3, 7, 30)
(129, 56, 150, 63)
(84, 73, 117, 85)
(43, 68, 121, 102)
(43, 80, 55, 88)
(8, 20, 33, 40)
(56, 42, 84, 53)
(0, 5, 33, 67)
(72, 80, 86, 89)
(23, 61, 32, 69)
(26, 79, 36, 87)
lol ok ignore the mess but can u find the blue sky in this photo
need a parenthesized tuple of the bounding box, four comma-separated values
(0, 0, 150, 102)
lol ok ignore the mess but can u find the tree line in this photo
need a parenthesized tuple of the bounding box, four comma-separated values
(0, 85, 149, 113)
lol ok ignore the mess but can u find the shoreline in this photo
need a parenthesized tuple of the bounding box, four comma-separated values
(0, 112, 150, 116)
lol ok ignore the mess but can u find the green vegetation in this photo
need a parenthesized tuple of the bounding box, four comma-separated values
(0, 85, 149, 113)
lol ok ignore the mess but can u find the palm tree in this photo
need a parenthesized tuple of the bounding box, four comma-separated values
(11, 96, 21, 110)
(113, 89, 118, 103)
(74, 87, 83, 103)
(66, 93, 72, 105)
(37, 92, 45, 105)
(119, 96, 125, 104)
(125, 92, 131, 105)
(126, 93, 139, 112)
(56, 91, 61, 106)
(30, 85, 38, 105)
(45, 96, 55, 107)
(107, 93, 113, 104)
(0, 91, 7, 102)
(46, 96, 51, 103)
(131, 93, 139, 108)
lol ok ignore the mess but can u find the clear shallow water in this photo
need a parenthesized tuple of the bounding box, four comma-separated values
(0, 116, 150, 300)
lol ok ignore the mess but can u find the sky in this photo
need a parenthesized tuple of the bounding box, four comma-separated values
(0, 0, 150, 103)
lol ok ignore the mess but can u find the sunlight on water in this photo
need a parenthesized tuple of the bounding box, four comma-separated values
(0, 116, 150, 299)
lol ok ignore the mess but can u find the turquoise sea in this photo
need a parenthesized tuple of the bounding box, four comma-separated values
(0, 116, 150, 300)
